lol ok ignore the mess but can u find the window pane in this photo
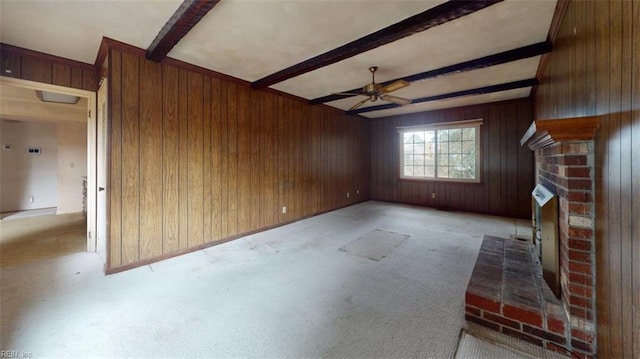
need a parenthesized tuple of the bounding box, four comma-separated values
(425, 143, 435, 155)
(451, 154, 462, 167)
(425, 130, 436, 143)
(462, 127, 475, 140)
(449, 128, 462, 141)
(438, 129, 448, 141)
(425, 166, 435, 177)
(404, 133, 414, 144)
(404, 144, 414, 154)
(425, 154, 435, 165)
(438, 142, 449, 154)
(462, 140, 475, 154)
(400, 124, 479, 181)
(461, 154, 476, 178)
(449, 141, 461, 154)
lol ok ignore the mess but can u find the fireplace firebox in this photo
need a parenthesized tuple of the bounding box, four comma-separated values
(531, 184, 560, 298)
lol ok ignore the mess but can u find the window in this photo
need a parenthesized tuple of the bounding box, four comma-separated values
(399, 119, 482, 182)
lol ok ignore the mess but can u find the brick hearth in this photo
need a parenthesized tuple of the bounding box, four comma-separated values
(466, 116, 598, 358)
(466, 236, 569, 353)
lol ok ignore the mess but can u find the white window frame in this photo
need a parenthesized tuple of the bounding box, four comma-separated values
(398, 119, 483, 183)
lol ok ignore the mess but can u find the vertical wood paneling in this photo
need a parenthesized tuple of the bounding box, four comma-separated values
(187, 72, 204, 247)
(178, 69, 189, 250)
(260, 92, 276, 228)
(505, 102, 518, 216)
(162, 64, 179, 253)
(488, 105, 502, 213)
(236, 84, 251, 234)
(106, 47, 370, 273)
(120, 51, 140, 265)
(203, 78, 212, 243)
(607, 1, 623, 353)
(632, 4, 640, 356)
(594, 0, 612, 355)
(139, 59, 163, 259)
(249, 91, 261, 229)
(276, 97, 287, 222)
(0, 50, 21, 78)
(71, 68, 83, 89)
(52, 63, 71, 87)
(516, 100, 533, 219)
(293, 102, 303, 218)
(619, 2, 634, 355)
(108, 49, 123, 268)
(227, 83, 239, 235)
(211, 78, 223, 241)
(369, 99, 533, 219)
(82, 69, 98, 91)
(534, 1, 640, 357)
(218, 81, 229, 239)
(0, 44, 97, 89)
(21, 55, 51, 83)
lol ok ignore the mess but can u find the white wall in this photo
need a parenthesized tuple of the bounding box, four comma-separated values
(0, 120, 58, 212)
(57, 122, 87, 214)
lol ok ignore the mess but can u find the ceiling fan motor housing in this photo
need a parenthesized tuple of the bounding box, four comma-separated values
(364, 83, 383, 96)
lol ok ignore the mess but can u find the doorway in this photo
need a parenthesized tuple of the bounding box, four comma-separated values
(0, 77, 101, 261)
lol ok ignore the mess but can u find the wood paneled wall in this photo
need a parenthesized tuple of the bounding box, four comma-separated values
(369, 98, 533, 219)
(534, 1, 639, 357)
(0, 43, 97, 92)
(106, 48, 370, 270)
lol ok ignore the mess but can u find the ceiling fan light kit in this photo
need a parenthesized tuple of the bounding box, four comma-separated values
(342, 66, 412, 111)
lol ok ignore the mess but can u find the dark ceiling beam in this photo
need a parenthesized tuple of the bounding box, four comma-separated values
(348, 78, 538, 115)
(251, 0, 503, 89)
(311, 41, 551, 105)
(146, 0, 221, 62)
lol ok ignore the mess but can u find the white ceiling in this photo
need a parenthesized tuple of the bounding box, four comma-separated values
(0, 84, 87, 123)
(0, 0, 558, 118)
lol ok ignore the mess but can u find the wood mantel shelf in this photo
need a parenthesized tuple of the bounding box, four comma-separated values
(520, 115, 600, 150)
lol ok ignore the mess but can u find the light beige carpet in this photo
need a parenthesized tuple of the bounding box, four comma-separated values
(456, 331, 534, 359)
(0, 212, 86, 267)
(340, 229, 408, 261)
(1, 201, 539, 358)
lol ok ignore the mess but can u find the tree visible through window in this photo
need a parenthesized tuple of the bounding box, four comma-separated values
(399, 120, 481, 182)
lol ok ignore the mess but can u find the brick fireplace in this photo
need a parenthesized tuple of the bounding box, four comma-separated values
(465, 116, 599, 358)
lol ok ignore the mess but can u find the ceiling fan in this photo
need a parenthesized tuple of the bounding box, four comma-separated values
(337, 66, 412, 111)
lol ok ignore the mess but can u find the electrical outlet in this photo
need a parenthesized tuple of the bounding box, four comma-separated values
(29, 195, 34, 203)
(282, 206, 287, 214)
(346, 192, 350, 198)
(356, 190, 359, 195)
(431, 193, 436, 199)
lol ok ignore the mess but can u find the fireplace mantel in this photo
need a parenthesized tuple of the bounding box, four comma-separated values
(520, 116, 600, 150)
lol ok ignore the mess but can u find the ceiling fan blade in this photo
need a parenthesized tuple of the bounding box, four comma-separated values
(380, 80, 410, 94)
(379, 94, 412, 106)
(349, 98, 370, 111)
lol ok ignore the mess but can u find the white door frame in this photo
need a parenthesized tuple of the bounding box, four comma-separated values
(0, 77, 99, 253)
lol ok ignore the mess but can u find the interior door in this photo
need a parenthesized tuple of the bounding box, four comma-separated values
(96, 79, 108, 257)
